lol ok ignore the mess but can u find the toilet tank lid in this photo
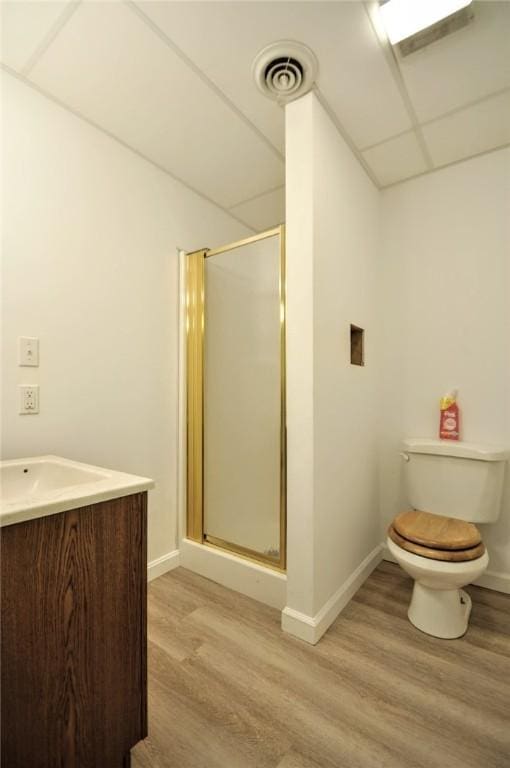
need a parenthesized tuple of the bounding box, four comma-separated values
(403, 438, 510, 462)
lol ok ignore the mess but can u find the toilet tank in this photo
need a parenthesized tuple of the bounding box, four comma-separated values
(402, 439, 509, 523)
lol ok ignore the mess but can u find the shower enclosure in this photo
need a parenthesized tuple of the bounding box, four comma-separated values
(186, 226, 286, 570)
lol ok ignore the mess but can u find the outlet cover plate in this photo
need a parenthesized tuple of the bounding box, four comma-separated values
(19, 385, 39, 414)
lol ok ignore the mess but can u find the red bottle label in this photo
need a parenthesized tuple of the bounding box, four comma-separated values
(440, 403, 460, 440)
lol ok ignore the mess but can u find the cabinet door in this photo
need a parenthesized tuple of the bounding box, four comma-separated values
(1, 493, 147, 768)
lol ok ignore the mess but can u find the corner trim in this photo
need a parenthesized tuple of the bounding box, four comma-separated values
(282, 543, 384, 645)
(147, 549, 180, 582)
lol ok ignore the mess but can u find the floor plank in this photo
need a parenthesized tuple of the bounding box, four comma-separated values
(132, 562, 510, 768)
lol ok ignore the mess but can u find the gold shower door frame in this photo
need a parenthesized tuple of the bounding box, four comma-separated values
(186, 225, 286, 571)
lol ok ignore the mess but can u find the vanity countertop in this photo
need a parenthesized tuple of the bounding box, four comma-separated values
(0, 455, 154, 527)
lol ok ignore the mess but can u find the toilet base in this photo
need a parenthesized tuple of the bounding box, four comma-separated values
(408, 583, 472, 639)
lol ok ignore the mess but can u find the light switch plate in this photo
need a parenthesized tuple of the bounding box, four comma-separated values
(19, 385, 39, 414)
(19, 337, 39, 367)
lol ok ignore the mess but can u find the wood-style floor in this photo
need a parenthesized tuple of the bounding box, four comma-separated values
(132, 561, 510, 768)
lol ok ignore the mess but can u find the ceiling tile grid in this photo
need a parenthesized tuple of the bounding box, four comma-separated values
(361, 131, 429, 187)
(363, 0, 510, 186)
(397, 0, 510, 124)
(27, 0, 285, 210)
(137, 1, 413, 150)
(1, 0, 70, 72)
(422, 90, 510, 169)
(133, 0, 287, 154)
(1, 0, 509, 224)
(229, 186, 285, 232)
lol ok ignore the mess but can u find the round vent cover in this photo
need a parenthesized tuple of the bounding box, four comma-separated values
(252, 41, 318, 104)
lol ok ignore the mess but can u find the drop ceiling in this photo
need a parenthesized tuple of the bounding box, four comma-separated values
(2, 1, 509, 232)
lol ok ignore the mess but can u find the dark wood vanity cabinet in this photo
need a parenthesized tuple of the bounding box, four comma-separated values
(1, 492, 147, 768)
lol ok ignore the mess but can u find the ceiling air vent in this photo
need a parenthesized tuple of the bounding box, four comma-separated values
(252, 41, 318, 104)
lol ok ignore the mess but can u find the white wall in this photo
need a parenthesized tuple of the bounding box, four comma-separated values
(284, 93, 382, 643)
(379, 149, 510, 589)
(1, 73, 249, 565)
(312, 95, 382, 611)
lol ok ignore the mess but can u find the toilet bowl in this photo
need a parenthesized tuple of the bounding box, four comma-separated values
(391, 439, 509, 639)
(387, 517, 489, 638)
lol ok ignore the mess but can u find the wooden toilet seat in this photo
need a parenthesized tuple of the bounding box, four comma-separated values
(388, 510, 485, 562)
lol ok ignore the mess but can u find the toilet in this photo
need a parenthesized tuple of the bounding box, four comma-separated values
(388, 438, 509, 639)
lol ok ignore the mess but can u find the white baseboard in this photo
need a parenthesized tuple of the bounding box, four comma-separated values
(382, 547, 397, 564)
(382, 542, 510, 594)
(474, 570, 510, 594)
(280, 606, 317, 644)
(179, 537, 287, 609)
(147, 549, 180, 582)
(282, 543, 384, 645)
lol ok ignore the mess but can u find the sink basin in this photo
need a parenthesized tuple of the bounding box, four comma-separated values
(0, 456, 154, 527)
(2, 458, 109, 500)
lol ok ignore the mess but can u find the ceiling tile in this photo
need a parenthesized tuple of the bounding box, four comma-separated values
(138, 1, 412, 150)
(229, 187, 285, 232)
(362, 132, 428, 186)
(422, 90, 510, 168)
(29, 0, 284, 208)
(398, 1, 510, 123)
(1, 0, 70, 72)
(135, 0, 285, 153)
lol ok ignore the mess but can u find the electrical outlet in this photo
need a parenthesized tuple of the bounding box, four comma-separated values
(19, 385, 39, 414)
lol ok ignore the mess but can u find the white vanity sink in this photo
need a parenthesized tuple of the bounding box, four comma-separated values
(0, 455, 154, 526)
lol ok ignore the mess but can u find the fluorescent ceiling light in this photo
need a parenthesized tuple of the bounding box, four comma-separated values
(379, 0, 472, 44)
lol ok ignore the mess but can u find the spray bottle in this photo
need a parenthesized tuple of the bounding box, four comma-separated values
(439, 389, 460, 441)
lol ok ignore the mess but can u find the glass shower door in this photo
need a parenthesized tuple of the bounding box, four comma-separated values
(186, 227, 286, 570)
